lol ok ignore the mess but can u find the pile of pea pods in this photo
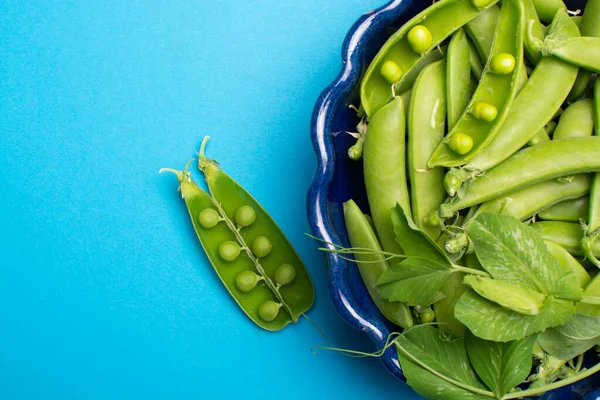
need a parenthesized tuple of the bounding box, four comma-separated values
(345, 0, 600, 341)
(161, 137, 314, 331)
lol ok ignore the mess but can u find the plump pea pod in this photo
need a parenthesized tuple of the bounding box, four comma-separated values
(363, 96, 409, 255)
(438, 137, 600, 217)
(161, 158, 314, 331)
(582, 80, 600, 267)
(474, 175, 591, 221)
(523, 0, 545, 64)
(342, 200, 413, 329)
(532, 0, 566, 23)
(442, 176, 591, 256)
(542, 37, 600, 74)
(467, 38, 483, 79)
(443, 10, 580, 197)
(447, 30, 471, 130)
(464, 4, 499, 59)
(545, 240, 591, 289)
(530, 221, 600, 258)
(428, 0, 525, 168)
(408, 60, 446, 240)
(538, 196, 589, 222)
(553, 99, 595, 140)
(359, 0, 499, 118)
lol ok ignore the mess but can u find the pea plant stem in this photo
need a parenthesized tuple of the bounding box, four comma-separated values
(452, 264, 491, 277)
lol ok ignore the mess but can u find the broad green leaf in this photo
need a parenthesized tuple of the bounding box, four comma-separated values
(396, 326, 490, 400)
(391, 204, 450, 265)
(465, 332, 536, 397)
(578, 274, 600, 316)
(469, 213, 582, 299)
(538, 328, 600, 361)
(455, 291, 575, 342)
(377, 257, 452, 306)
(555, 313, 600, 340)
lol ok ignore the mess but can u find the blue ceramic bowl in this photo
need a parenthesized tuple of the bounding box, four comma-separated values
(307, 0, 599, 398)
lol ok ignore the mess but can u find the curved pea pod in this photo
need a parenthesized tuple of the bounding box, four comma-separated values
(408, 60, 446, 240)
(466, 38, 483, 79)
(473, 174, 591, 222)
(531, 221, 600, 259)
(446, 30, 471, 130)
(439, 138, 600, 217)
(545, 240, 591, 289)
(538, 196, 590, 222)
(359, 0, 499, 119)
(553, 99, 595, 140)
(463, 275, 547, 315)
(428, 0, 525, 168)
(532, 0, 566, 23)
(342, 200, 413, 329)
(464, 4, 499, 60)
(542, 36, 600, 74)
(522, 0, 545, 64)
(443, 10, 580, 196)
(363, 96, 409, 255)
(190, 139, 314, 329)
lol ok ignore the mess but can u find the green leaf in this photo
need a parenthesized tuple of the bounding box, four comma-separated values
(468, 213, 583, 299)
(377, 257, 453, 306)
(396, 326, 490, 400)
(555, 313, 600, 340)
(538, 328, 600, 361)
(465, 332, 536, 397)
(391, 204, 450, 265)
(455, 291, 575, 342)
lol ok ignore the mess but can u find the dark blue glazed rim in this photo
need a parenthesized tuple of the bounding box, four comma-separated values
(307, 0, 599, 398)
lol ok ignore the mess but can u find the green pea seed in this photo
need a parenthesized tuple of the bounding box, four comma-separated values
(473, 102, 498, 122)
(448, 133, 474, 155)
(407, 25, 433, 54)
(380, 60, 403, 84)
(471, 0, 493, 9)
(252, 236, 272, 258)
(235, 205, 256, 227)
(274, 263, 296, 286)
(258, 300, 281, 322)
(490, 53, 516, 75)
(198, 208, 220, 229)
(235, 270, 260, 293)
(218, 241, 241, 262)
(419, 308, 436, 324)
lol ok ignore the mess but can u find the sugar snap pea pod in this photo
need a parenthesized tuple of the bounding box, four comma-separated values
(447, 30, 471, 130)
(553, 99, 595, 140)
(408, 60, 446, 240)
(532, 0, 566, 23)
(538, 196, 590, 222)
(568, 0, 600, 102)
(164, 137, 314, 329)
(545, 240, 591, 289)
(527, 128, 551, 146)
(359, 0, 499, 118)
(466, 38, 483, 79)
(542, 37, 600, 74)
(530, 221, 600, 258)
(442, 10, 580, 197)
(161, 160, 314, 331)
(437, 137, 600, 217)
(523, 0, 545, 64)
(428, 0, 525, 168)
(363, 96, 409, 255)
(464, 4, 499, 59)
(342, 200, 413, 329)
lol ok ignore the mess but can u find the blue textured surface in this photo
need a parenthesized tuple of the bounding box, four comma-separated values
(0, 1, 421, 399)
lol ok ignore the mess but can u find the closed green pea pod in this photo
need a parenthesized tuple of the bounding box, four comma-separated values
(428, 0, 525, 167)
(527, 129, 551, 146)
(433, 272, 468, 336)
(342, 199, 413, 329)
(408, 60, 447, 240)
(443, 10, 580, 196)
(464, 275, 547, 315)
(363, 96, 410, 255)
(542, 37, 600, 74)
(538, 196, 589, 222)
(446, 30, 471, 130)
(544, 240, 591, 289)
(531, 221, 600, 258)
(523, 0, 545, 64)
(466, 38, 484, 79)
(360, 0, 499, 118)
(532, 0, 566, 23)
(553, 99, 595, 140)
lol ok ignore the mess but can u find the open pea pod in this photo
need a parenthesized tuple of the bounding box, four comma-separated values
(359, 0, 499, 119)
(428, 0, 525, 168)
(161, 139, 314, 331)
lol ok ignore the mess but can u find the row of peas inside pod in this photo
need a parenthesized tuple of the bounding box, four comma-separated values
(161, 137, 314, 331)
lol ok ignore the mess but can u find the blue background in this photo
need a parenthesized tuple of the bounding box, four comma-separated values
(0, 1, 421, 399)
